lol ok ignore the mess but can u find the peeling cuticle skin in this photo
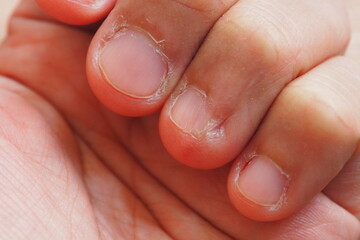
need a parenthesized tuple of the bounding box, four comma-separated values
(169, 85, 225, 140)
(95, 22, 173, 101)
(233, 153, 291, 211)
(176, 117, 225, 140)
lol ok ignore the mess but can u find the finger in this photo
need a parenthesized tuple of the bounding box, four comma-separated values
(85, 0, 237, 116)
(265, 194, 360, 240)
(35, 0, 116, 25)
(325, 146, 360, 219)
(227, 57, 360, 221)
(160, 0, 350, 169)
(321, 58, 360, 220)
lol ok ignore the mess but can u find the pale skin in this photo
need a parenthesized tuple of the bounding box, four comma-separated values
(0, 0, 360, 239)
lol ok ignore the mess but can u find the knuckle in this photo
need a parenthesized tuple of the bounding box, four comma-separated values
(214, 6, 297, 73)
(267, 83, 358, 174)
(280, 83, 358, 158)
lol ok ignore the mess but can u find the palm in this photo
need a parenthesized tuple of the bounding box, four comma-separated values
(0, 1, 348, 239)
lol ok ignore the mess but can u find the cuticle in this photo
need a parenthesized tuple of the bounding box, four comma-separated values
(169, 85, 225, 140)
(235, 153, 291, 209)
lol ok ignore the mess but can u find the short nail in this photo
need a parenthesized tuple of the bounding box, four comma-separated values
(69, 0, 101, 7)
(99, 28, 168, 98)
(170, 87, 213, 137)
(236, 156, 288, 207)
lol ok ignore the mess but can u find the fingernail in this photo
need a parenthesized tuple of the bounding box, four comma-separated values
(99, 28, 168, 98)
(170, 87, 212, 137)
(69, 0, 101, 7)
(236, 156, 288, 206)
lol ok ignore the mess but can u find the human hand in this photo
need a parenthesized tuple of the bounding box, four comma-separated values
(0, 0, 359, 239)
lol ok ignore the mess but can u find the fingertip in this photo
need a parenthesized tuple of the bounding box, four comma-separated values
(87, 71, 163, 117)
(227, 157, 289, 222)
(159, 107, 240, 170)
(36, 0, 115, 25)
(86, 27, 170, 116)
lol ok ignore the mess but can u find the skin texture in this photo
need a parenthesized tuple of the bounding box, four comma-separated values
(0, 0, 359, 239)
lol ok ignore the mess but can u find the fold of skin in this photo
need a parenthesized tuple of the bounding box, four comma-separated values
(0, 0, 359, 239)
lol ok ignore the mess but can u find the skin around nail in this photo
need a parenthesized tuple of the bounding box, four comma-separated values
(236, 155, 289, 208)
(99, 27, 169, 99)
